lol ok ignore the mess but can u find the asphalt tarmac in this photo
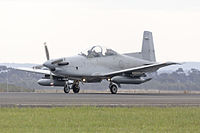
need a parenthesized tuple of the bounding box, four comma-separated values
(1, 92, 200, 107)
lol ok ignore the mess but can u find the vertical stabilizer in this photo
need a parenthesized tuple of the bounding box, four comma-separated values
(141, 31, 156, 62)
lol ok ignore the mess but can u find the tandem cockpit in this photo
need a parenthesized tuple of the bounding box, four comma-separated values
(79, 45, 118, 58)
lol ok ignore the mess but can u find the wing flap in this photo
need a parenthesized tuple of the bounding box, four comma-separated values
(99, 62, 178, 77)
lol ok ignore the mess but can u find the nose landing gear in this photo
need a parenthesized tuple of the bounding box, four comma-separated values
(72, 85, 80, 93)
(64, 84, 70, 93)
(63, 80, 80, 94)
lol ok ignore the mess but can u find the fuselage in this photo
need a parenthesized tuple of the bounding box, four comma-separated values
(50, 54, 153, 79)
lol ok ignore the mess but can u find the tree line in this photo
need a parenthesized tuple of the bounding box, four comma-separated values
(0, 66, 200, 92)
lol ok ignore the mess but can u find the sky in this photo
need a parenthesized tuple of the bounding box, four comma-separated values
(0, 0, 200, 63)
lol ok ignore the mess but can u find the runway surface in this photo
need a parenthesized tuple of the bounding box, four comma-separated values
(1, 92, 200, 107)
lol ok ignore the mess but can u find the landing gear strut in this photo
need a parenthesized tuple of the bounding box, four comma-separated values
(109, 83, 118, 94)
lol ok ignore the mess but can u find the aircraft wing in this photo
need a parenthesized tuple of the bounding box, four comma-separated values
(14, 67, 52, 75)
(98, 62, 178, 77)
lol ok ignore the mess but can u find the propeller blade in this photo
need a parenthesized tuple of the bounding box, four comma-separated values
(50, 72, 53, 82)
(49, 72, 54, 86)
(44, 42, 50, 60)
(42, 43, 54, 85)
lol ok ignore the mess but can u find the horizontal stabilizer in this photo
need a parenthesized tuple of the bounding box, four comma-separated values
(124, 31, 156, 62)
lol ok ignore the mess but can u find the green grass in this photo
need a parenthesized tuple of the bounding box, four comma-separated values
(0, 107, 200, 133)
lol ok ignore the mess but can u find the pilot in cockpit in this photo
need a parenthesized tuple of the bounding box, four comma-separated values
(82, 46, 117, 58)
(87, 49, 100, 58)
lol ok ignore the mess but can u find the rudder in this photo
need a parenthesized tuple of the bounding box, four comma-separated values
(141, 31, 156, 62)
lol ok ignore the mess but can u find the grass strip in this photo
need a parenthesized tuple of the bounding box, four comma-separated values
(0, 107, 200, 133)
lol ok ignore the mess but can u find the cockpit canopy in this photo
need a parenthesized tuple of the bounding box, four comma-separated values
(80, 45, 118, 58)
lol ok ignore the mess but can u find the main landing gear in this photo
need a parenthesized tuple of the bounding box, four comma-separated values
(63, 81, 80, 94)
(109, 83, 118, 94)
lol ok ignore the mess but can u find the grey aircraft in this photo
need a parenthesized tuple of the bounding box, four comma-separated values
(17, 31, 177, 94)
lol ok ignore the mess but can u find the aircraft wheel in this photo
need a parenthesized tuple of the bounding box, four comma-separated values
(72, 84, 80, 93)
(110, 84, 118, 94)
(64, 84, 70, 93)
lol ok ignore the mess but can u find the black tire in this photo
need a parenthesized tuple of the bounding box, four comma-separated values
(72, 85, 80, 93)
(110, 84, 118, 94)
(64, 85, 70, 93)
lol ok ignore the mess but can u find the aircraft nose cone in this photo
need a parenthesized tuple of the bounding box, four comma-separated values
(43, 61, 56, 71)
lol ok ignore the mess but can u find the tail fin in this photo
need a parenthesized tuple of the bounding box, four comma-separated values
(141, 31, 156, 62)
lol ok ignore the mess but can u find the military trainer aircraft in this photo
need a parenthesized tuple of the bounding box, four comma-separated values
(16, 31, 177, 94)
